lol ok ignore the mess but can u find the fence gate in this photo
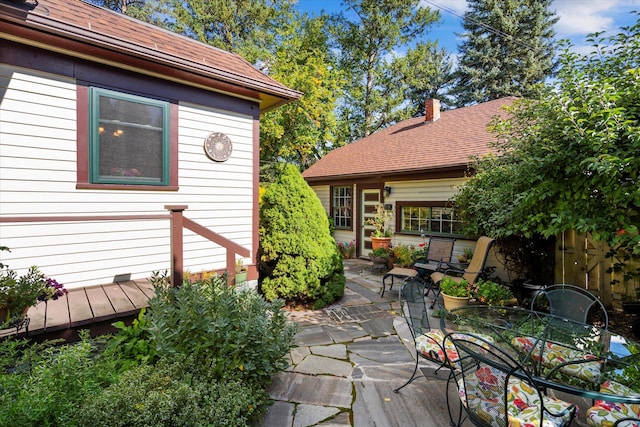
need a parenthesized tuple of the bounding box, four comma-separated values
(555, 230, 611, 306)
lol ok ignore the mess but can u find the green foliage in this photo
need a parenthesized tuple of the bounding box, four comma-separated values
(76, 354, 268, 427)
(0, 247, 66, 326)
(103, 307, 157, 372)
(369, 247, 390, 259)
(366, 204, 393, 237)
(454, 15, 640, 282)
(259, 164, 345, 309)
(146, 272, 297, 385)
(260, 12, 344, 171)
(471, 279, 515, 306)
(391, 243, 415, 267)
(439, 276, 472, 298)
(453, 0, 558, 105)
(331, 0, 442, 142)
(0, 332, 120, 427)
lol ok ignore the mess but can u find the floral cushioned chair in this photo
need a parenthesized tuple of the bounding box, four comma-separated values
(511, 336, 604, 383)
(446, 333, 577, 427)
(393, 278, 495, 394)
(586, 380, 640, 427)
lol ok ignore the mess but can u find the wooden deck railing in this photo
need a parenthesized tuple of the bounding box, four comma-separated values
(0, 205, 250, 286)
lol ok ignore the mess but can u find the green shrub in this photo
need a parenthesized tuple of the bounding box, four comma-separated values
(258, 164, 345, 309)
(0, 332, 120, 427)
(77, 354, 267, 427)
(102, 307, 157, 372)
(146, 272, 296, 386)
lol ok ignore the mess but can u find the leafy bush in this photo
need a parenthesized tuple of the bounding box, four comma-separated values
(0, 332, 119, 427)
(102, 307, 157, 372)
(258, 164, 345, 309)
(146, 272, 296, 386)
(77, 354, 268, 427)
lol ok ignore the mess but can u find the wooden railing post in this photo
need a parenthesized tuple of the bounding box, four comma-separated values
(166, 205, 188, 287)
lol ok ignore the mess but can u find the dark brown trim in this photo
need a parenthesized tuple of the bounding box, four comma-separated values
(394, 200, 455, 236)
(1, 41, 256, 115)
(304, 167, 467, 186)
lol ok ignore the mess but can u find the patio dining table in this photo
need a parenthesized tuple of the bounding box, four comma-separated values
(440, 304, 640, 404)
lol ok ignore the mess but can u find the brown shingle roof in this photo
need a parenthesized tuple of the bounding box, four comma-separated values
(0, 0, 301, 111)
(302, 97, 516, 181)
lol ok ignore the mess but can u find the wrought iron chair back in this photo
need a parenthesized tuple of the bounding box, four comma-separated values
(531, 284, 609, 329)
(446, 332, 577, 427)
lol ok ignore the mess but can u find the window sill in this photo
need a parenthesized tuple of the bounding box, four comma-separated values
(76, 183, 179, 191)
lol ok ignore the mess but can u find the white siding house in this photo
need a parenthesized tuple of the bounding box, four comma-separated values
(0, 0, 300, 289)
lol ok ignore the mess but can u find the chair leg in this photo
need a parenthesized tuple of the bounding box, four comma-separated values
(394, 351, 420, 393)
(445, 370, 463, 426)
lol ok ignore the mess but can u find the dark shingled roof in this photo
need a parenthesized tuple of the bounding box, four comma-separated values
(0, 0, 301, 111)
(302, 97, 516, 181)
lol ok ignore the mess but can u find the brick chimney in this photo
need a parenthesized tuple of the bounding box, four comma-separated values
(425, 98, 441, 122)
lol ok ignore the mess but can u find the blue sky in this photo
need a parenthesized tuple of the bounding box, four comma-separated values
(295, 0, 640, 56)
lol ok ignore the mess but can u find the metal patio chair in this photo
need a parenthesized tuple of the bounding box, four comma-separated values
(530, 283, 609, 329)
(446, 332, 577, 427)
(381, 236, 454, 297)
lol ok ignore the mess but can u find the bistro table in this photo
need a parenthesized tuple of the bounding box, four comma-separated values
(440, 304, 640, 404)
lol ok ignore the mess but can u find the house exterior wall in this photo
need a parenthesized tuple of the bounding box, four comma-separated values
(311, 176, 504, 279)
(0, 63, 256, 289)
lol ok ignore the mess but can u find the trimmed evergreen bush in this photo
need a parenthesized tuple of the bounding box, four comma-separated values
(259, 164, 345, 309)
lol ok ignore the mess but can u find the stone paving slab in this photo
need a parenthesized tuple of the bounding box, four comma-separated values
(267, 372, 353, 408)
(260, 259, 474, 427)
(325, 323, 368, 343)
(294, 355, 353, 377)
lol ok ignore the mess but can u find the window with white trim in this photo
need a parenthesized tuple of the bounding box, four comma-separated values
(332, 186, 352, 229)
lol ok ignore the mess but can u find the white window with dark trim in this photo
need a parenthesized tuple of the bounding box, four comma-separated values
(89, 87, 170, 185)
(399, 203, 460, 235)
(332, 186, 352, 229)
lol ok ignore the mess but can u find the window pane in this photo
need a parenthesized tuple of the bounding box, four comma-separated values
(333, 186, 352, 229)
(401, 205, 459, 236)
(91, 88, 169, 185)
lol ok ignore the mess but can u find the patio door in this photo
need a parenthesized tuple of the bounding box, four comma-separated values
(359, 189, 381, 257)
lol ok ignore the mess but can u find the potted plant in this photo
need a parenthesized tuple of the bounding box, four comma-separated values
(0, 247, 67, 329)
(367, 205, 393, 250)
(235, 259, 248, 285)
(439, 275, 472, 310)
(458, 247, 474, 263)
(369, 247, 390, 272)
(391, 243, 415, 268)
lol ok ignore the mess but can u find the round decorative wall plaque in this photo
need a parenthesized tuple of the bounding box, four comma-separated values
(203, 132, 233, 162)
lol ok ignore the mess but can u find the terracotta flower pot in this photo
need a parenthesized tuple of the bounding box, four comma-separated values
(371, 236, 391, 250)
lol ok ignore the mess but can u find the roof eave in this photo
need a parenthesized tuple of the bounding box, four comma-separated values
(0, 4, 301, 112)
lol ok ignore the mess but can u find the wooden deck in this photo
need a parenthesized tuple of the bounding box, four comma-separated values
(1, 279, 154, 341)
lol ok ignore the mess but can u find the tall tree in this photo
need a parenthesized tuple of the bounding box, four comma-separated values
(394, 42, 455, 114)
(331, 0, 441, 142)
(260, 13, 344, 172)
(164, 0, 296, 64)
(453, 0, 558, 106)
